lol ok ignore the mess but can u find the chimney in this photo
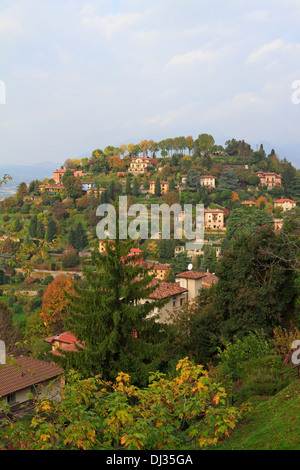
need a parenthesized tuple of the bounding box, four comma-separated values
(0, 340, 6, 365)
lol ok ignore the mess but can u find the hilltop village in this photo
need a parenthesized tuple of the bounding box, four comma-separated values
(0, 134, 299, 450)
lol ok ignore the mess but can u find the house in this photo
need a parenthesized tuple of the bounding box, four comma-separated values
(241, 200, 256, 207)
(149, 180, 169, 194)
(145, 281, 188, 323)
(274, 198, 296, 212)
(256, 172, 282, 189)
(38, 184, 64, 195)
(53, 169, 67, 184)
(53, 169, 85, 184)
(147, 263, 170, 280)
(129, 157, 153, 175)
(204, 208, 226, 230)
(274, 218, 283, 231)
(200, 175, 216, 188)
(0, 356, 64, 413)
(81, 181, 96, 192)
(201, 269, 219, 288)
(175, 271, 207, 302)
(44, 332, 83, 355)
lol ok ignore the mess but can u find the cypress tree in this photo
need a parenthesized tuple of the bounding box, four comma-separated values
(53, 235, 171, 386)
(29, 215, 38, 238)
(155, 177, 161, 197)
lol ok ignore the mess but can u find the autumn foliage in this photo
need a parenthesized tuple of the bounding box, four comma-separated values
(40, 275, 75, 335)
(0, 358, 247, 450)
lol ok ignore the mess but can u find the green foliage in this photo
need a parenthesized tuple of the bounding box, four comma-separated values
(217, 330, 273, 381)
(53, 237, 172, 387)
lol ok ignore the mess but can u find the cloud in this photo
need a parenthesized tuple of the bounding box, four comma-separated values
(80, 10, 147, 38)
(165, 48, 219, 68)
(246, 38, 300, 65)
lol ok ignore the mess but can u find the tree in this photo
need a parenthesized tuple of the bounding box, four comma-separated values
(53, 237, 172, 386)
(62, 245, 80, 269)
(132, 178, 139, 197)
(154, 178, 161, 197)
(40, 275, 75, 335)
(225, 207, 274, 241)
(219, 168, 239, 191)
(214, 226, 297, 340)
(125, 176, 132, 196)
(0, 358, 244, 451)
(186, 169, 200, 191)
(29, 215, 38, 238)
(69, 223, 88, 251)
(36, 220, 44, 239)
(46, 219, 57, 242)
(63, 175, 82, 200)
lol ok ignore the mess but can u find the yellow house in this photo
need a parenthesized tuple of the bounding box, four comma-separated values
(274, 199, 296, 212)
(129, 157, 153, 175)
(200, 175, 216, 188)
(149, 180, 169, 194)
(204, 208, 225, 230)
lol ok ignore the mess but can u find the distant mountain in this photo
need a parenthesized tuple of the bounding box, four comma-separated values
(0, 161, 60, 186)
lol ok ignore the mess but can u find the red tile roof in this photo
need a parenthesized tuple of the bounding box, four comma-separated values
(44, 332, 78, 345)
(274, 199, 296, 203)
(176, 271, 207, 280)
(148, 281, 188, 300)
(0, 357, 64, 398)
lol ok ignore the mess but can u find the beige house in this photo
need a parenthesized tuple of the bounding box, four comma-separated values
(0, 356, 64, 413)
(175, 271, 207, 302)
(149, 180, 169, 194)
(129, 157, 153, 175)
(200, 175, 216, 188)
(143, 281, 188, 323)
(147, 263, 170, 280)
(204, 208, 225, 230)
(274, 199, 296, 212)
(274, 218, 283, 231)
(257, 171, 282, 189)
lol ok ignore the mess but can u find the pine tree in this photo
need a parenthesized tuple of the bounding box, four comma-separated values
(46, 219, 57, 242)
(125, 176, 132, 195)
(155, 177, 161, 197)
(36, 220, 44, 239)
(53, 236, 172, 386)
(29, 215, 38, 238)
(132, 178, 139, 197)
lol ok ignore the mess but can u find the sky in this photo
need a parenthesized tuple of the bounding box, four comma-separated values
(1, 0, 300, 168)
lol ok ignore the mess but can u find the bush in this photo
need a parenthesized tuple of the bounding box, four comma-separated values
(217, 330, 273, 381)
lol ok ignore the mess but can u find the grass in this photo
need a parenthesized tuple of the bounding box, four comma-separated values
(213, 380, 300, 450)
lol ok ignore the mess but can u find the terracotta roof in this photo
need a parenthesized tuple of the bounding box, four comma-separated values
(274, 199, 296, 203)
(176, 271, 207, 280)
(148, 281, 188, 300)
(0, 357, 64, 398)
(202, 272, 219, 288)
(153, 264, 170, 270)
(204, 208, 225, 213)
(200, 175, 215, 178)
(44, 332, 78, 345)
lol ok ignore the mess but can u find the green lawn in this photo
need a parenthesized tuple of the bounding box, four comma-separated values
(213, 380, 300, 450)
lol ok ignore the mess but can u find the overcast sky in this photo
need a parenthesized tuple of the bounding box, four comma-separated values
(1, 0, 300, 168)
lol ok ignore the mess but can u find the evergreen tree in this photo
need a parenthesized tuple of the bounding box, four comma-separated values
(53, 236, 172, 386)
(36, 220, 44, 239)
(46, 219, 57, 242)
(29, 215, 38, 238)
(125, 176, 132, 195)
(219, 168, 239, 191)
(132, 178, 139, 197)
(155, 177, 161, 197)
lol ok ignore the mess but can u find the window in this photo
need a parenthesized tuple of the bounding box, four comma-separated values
(180, 298, 183, 306)
(173, 297, 176, 307)
(7, 393, 16, 404)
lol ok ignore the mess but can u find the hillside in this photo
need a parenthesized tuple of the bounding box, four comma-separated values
(214, 380, 300, 450)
